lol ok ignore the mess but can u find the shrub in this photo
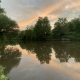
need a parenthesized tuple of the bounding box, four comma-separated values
(0, 65, 9, 80)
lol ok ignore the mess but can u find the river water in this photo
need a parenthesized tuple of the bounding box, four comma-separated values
(0, 41, 80, 80)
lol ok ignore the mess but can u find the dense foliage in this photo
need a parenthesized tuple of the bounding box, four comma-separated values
(52, 16, 80, 40)
(18, 15, 80, 41)
(18, 17, 51, 41)
(34, 17, 51, 40)
(0, 14, 19, 40)
(0, 66, 9, 80)
(52, 18, 68, 39)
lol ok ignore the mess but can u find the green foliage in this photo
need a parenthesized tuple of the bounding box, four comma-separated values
(0, 8, 5, 14)
(52, 18, 68, 39)
(0, 14, 19, 40)
(25, 29, 35, 41)
(18, 16, 80, 41)
(0, 66, 9, 80)
(52, 16, 80, 41)
(0, 14, 19, 33)
(17, 31, 26, 40)
(71, 17, 80, 33)
(18, 28, 36, 41)
(18, 17, 51, 41)
(34, 17, 51, 40)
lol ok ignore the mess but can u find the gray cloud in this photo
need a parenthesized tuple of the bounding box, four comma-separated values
(1, 0, 80, 30)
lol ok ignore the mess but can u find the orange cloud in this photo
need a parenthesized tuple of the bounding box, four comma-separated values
(19, 0, 66, 27)
(19, 16, 38, 27)
(19, 0, 80, 28)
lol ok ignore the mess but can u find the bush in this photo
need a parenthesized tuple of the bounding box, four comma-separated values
(0, 66, 9, 80)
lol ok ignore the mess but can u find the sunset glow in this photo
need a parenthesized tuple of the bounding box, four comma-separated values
(1, 0, 80, 30)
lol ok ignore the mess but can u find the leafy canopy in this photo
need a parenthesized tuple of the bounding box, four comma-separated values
(34, 17, 51, 40)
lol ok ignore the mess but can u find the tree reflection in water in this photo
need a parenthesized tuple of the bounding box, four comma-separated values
(52, 42, 80, 62)
(20, 41, 80, 63)
(19, 42, 52, 64)
(33, 42, 52, 64)
(0, 47, 22, 74)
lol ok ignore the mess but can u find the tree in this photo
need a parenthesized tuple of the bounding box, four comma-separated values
(34, 17, 51, 40)
(17, 25, 36, 41)
(0, 14, 19, 39)
(0, 14, 19, 33)
(25, 29, 35, 41)
(52, 18, 68, 38)
(0, 0, 19, 39)
(71, 17, 80, 33)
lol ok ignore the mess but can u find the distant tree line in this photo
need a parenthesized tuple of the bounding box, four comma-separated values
(17, 15, 80, 41)
(17, 17, 51, 41)
(52, 16, 80, 40)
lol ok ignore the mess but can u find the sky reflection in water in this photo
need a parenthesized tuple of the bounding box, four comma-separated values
(0, 42, 80, 80)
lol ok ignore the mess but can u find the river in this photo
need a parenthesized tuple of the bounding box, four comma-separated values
(0, 41, 80, 80)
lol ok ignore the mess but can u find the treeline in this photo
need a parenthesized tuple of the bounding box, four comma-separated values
(17, 15, 80, 41)
(17, 17, 51, 41)
(52, 16, 80, 40)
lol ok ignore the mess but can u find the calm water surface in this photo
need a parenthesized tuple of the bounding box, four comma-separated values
(0, 42, 80, 80)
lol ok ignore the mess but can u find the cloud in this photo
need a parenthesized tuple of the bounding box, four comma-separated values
(19, 0, 67, 27)
(1, 0, 80, 30)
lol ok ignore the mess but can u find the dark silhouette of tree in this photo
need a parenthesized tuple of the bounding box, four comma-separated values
(17, 26, 36, 41)
(34, 17, 51, 40)
(0, 14, 19, 39)
(52, 16, 80, 40)
(52, 18, 68, 39)
(18, 15, 80, 41)
(18, 17, 51, 41)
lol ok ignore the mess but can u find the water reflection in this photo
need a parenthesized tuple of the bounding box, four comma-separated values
(52, 42, 80, 62)
(19, 41, 80, 63)
(0, 47, 22, 74)
(0, 41, 80, 74)
(33, 42, 52, 64)
(19, 42, 52, 64)
(0, 41, 80, 80)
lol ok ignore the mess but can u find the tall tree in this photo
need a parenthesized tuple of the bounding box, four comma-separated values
(71, 17, 80, 33)
(34, 17, 51, 40)
(52, 18, 68, 38)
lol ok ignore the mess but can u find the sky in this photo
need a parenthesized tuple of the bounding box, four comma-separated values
(1, 0, 80, 30)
